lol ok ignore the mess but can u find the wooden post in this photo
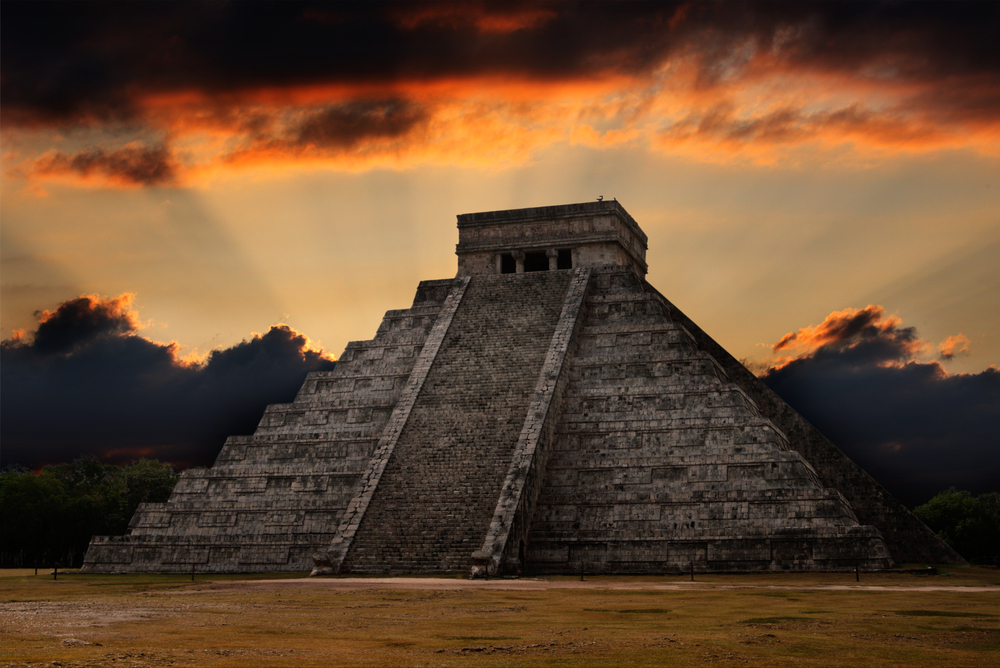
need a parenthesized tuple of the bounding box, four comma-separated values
(855, 562, 860, 582)
(690, 561, 694, 582)
(53, 565, 57, 581)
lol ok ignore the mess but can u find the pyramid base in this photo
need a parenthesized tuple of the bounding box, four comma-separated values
(526, 527, 893, 574)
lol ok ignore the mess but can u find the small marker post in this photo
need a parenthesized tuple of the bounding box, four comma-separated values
(690, 561, 694, 582)
(855, 562, 860, 582)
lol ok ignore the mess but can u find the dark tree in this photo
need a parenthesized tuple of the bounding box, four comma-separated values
(0, 456, 179, 567)
(914, 489, 1000, 564)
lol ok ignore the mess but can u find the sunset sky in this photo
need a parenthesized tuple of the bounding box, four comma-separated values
(2, 1, 998, 504)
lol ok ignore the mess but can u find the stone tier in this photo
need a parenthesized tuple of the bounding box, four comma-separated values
(83, 534, 327, 574)
(527, 527, 893, 574)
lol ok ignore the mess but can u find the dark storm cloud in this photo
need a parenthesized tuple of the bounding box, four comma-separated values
(2, 1, 997, 127)
(295, 100, 429, 149)
(0, 294, 335, 470)
(32, 145, 178, 186)
(762, 311, 1000, 507)
(29, 294, 139, 355)
(218, 98, 432, 163)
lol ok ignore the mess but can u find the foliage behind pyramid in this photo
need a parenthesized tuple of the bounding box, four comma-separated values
(82, 201, 961, 575)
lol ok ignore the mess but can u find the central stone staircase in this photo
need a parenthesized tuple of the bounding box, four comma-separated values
(341, 271, 573, 572)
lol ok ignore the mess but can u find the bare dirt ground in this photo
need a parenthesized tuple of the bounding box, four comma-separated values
(3, 567, 998, 667)
(224, 576, 1000, 592)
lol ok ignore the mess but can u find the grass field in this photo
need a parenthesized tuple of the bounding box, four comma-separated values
(2, 566, 998, 667)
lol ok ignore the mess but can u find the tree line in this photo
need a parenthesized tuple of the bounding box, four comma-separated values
(0, 457, 178, 568)
(913, 488, 1000, 565)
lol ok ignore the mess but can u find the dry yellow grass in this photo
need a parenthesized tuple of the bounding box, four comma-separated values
(2, 567, 998, 667)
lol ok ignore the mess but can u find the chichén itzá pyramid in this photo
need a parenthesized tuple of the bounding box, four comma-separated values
(82, 201, 962, 576)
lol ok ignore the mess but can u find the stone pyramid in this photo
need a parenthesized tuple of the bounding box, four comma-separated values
(82, 201, 961, 575)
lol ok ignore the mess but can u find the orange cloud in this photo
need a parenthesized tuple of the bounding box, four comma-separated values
(771, 305, 932, 366)
(773, 305, 896, 353)
(152, 66, 1000, 173)
(762, 305, 935, 374)
(30, 145, 178, 187)
(15, 69, 999, 190)
(9, 10, 1000, 189)
(939, 334, 972, 360)
(646, 54, 997, 163)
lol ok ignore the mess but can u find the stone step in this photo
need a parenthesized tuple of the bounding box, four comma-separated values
(215, 442, 377, 464)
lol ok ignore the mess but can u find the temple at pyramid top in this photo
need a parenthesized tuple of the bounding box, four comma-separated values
(456, 200, 648, 278)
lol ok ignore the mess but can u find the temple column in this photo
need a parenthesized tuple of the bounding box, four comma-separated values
(513, 250, 525, 273)
(546, 249, 559, 270)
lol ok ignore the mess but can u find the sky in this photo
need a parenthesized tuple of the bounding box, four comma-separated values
(2, 1, 998, 506)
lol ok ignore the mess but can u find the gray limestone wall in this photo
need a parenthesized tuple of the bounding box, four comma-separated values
(340, 271, 574, 573)
(525, 268, 892, 573)
(640, 281, 964, 565)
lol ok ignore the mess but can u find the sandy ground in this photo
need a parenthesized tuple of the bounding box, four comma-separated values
(3, 573, 998, 667)
(203, 576, 1000, 593)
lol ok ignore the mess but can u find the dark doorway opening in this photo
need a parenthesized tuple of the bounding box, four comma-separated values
(557, 249, 572, 269)
(500, 254, 516, 274)
(524, 252, 548, 272)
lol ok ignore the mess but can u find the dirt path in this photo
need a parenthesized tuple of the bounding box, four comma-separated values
(186, 576, 1000, 594)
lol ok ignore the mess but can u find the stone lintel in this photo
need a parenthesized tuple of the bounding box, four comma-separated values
(457, 201, 645, 243)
